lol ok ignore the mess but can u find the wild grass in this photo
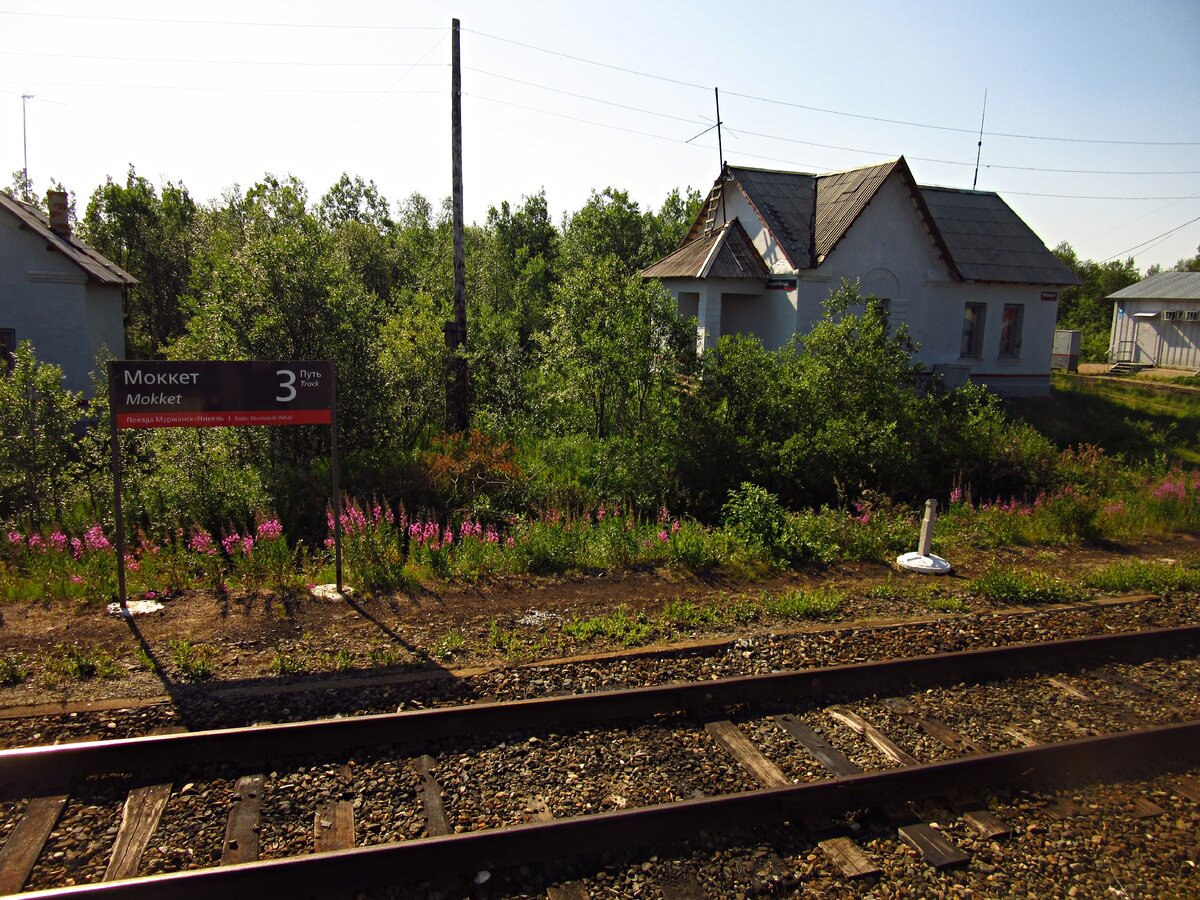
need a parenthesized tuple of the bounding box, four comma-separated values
(970, 568, 1085, 606)
(762, 587, 845, 621)
(1083, 559, 1200, 594)
(168, 639, 215, 680)
(45, 643, 121, 680)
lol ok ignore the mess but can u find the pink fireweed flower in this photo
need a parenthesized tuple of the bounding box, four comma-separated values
(505, 536, 515, 549)
(125, 556, 140, 572)
(240, 535, 255, 555)
(83, 525, 111, 552)
(188, 530, 217, 555)
(597, 506, 606, 521)
(6, 530, 21, 545)
(49, 531, 68, 552)
(657, 529, 669, 542)
(70, 538, 83, 559)
(949, 486, 963, 504)
(442, 526, 454, 546)
(28, 534, 43, 549)
(256, 518, 283, 541)
(658, 505, 669, 524)
(324, 537, 335, 550)
(485, 526, 500, 544)
(70, 574, 84, 584)
(143, 591, 157, 600)
(671, 519, 681, 534)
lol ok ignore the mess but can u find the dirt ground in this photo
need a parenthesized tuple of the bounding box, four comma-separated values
(1, 534, 1196, 713)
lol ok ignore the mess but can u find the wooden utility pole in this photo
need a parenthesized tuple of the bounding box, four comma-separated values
(446, 17, 470, 431)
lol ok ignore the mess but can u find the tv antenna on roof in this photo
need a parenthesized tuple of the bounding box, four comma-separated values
(21, 93, 33, 190)
(972, 88, 988, 191)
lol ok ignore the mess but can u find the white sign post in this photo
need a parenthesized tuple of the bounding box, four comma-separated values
(896, 499, 953, 575)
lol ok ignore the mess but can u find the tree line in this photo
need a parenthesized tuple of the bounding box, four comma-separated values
(4, 167, 1165, 540)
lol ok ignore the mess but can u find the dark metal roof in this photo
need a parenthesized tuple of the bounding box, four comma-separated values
(651, 158, 1077, 287)
(919, 186, 1079, 285)
(726, 167, 816, 269)
(642, 218, 768, 280)
(814, 159, 898, 260)
(0, 191, 137, 286)
(1108, 272, 1200, 301)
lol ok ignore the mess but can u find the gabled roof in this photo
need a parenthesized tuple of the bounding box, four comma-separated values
(1107, 271, 1200, 301)
(920, 186, 1078, 285)
(0, 191, 137, 286)
(654, 157, 1079, 287)
(642, 218, 768, 280)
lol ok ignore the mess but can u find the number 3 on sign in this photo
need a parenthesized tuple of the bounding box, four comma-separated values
(276, 369, 297, 402)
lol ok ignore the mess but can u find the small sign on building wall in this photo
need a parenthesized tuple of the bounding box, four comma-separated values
(765, 278, 797, 291)
(1041, 291, 1058, 302)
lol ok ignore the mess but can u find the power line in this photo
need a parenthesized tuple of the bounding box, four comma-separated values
(0, 49, 446, 68)
(0, 10, 441, 31)
(467, 68, 710, 127)
(466, 27, 1200, 148)
(1101, 215, 1200, 262)
(1, 80, 446, 96)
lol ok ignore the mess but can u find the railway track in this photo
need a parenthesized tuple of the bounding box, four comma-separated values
(1, 624, 1198, 898)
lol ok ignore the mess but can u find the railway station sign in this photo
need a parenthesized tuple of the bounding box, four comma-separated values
(110, 360, 333, 429)
(107, 359, 344, 603)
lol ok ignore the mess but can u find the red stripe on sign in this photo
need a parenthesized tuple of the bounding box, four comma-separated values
(117, 409, 332, 429)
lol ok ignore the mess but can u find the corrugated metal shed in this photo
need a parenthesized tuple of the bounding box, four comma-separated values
(1108, 272, 1200, 301)
(920, 187, 1079, 285)
(0, 192, 137, 286)
(642, 218, 768, 279)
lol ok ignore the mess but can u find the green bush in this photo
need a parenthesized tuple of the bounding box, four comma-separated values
(1084, 559, 1200, 594)
(763, 587, 844, 621)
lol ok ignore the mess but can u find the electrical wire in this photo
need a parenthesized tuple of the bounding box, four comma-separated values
(0, 10, 441, 31)
(0, 50, 446, 68)
(1101, 215, 1200, 262)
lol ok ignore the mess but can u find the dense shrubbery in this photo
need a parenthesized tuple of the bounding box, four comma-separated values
(2, 171, 1197, 602)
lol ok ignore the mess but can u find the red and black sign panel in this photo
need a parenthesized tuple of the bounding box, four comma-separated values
(109, 360, 334, 429)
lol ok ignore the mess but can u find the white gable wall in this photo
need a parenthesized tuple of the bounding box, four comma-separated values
(654, 172, 1062, 395)
(0, 209, 126, 394)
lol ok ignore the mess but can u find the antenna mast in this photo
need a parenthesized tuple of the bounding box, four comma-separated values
(972, 88, 987, 191)
(21, 93, 33, 190)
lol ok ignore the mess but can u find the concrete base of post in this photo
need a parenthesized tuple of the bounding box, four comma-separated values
(310, 584, 355, 600)
(895, 551, 953, 575)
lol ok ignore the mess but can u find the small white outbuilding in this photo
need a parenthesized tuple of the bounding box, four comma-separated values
(1107, 272, 1200, 370)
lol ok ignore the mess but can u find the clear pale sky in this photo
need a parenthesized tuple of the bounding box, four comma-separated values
(3, 0, 1198, 270)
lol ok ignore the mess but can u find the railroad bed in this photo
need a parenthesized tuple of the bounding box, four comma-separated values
(0, 618, 1198, 898)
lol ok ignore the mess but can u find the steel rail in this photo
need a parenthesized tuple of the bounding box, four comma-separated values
(12, 719, 1200, 899)
(2, 624, 1197, 787)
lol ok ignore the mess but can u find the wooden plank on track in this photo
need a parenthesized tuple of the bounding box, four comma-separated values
(103, 725, 184, 882)
(1168, 776, 1200, 803)
(1047, 676, 1098, 702)
(880, 698, 988, 756)
(1129, 797, 1165, 819)
(818, 835, 880, 879)
(412, 755, 451, 838)
(898, 823, 969, 868)
(1002, 724, 1041, 747)
(773, 715, 862, 776)
(0, 794, 68, 895)
(314, 800, 355, 852)
(547, 883, 592, 900)
(659, 870, 710, 899)
(825, 706, 920, 767)
(961, 810, 1012, 840)
(104, 780, 173, 880)
(705, 720, 789, 788)
(221, 774, 264, 866)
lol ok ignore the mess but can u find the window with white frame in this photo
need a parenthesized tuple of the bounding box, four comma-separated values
(999, 304, 1024, 358)
(960, 302, 986, 357)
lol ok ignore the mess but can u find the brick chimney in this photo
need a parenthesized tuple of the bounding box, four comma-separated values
(47, 190, 71, 238)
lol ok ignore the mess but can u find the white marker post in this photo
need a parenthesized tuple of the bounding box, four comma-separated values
(896, 499, 952, 575)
